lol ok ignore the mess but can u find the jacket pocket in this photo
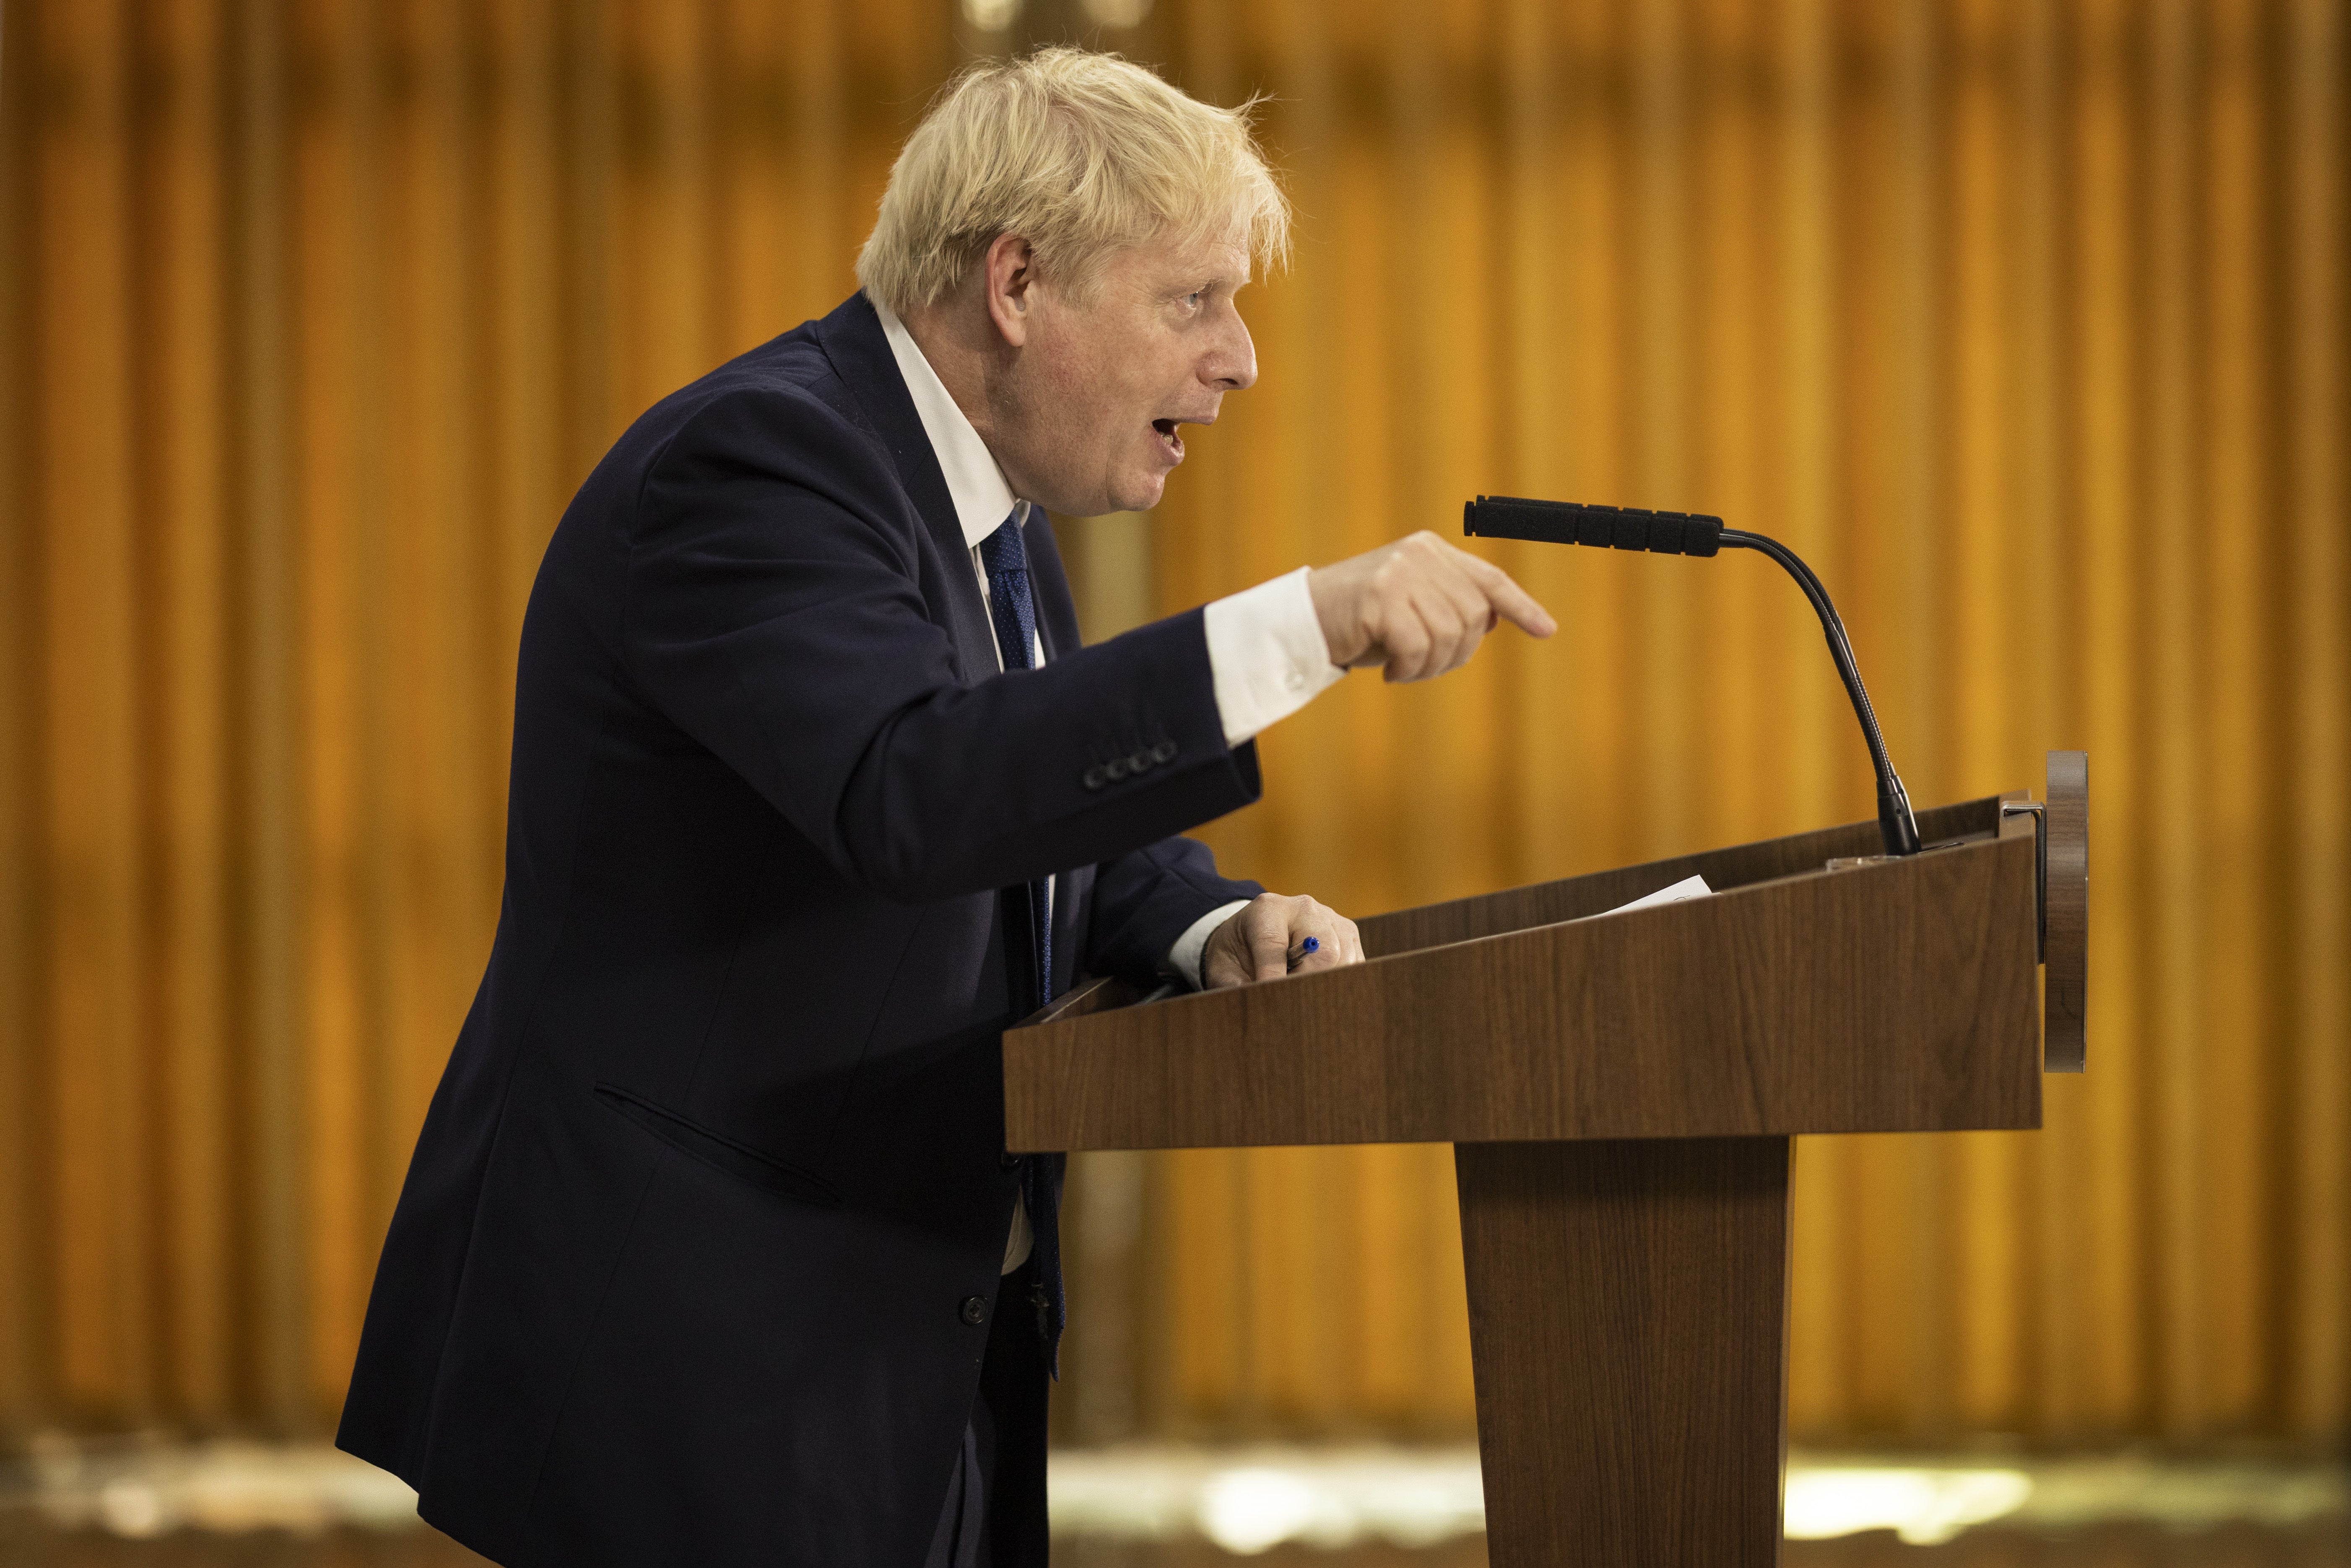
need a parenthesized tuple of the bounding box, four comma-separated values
(591, 1082, 844, 1207)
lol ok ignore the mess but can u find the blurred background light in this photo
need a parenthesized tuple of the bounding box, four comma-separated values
(962, 0, 1025, 31)
(1080, 0, 1156, 29)
(8, 1441, 2341, 1552)
(1781, 1465, 2034, 1545)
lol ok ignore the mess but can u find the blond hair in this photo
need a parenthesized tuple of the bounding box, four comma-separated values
(856, 48, 1289, 316)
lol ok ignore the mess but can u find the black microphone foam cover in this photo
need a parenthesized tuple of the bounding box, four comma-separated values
(1464, 496, 1722, 558)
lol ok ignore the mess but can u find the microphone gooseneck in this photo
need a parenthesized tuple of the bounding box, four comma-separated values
(1463, 496, 1923, 858)
(1714, 527, 1921, 857)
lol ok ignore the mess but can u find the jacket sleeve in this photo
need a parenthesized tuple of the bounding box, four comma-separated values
(621, 385, 1262, 903)
(1085, 836, 1264, 982)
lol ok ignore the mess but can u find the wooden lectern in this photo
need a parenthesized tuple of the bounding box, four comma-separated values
(1004, 754, 2088, 1566)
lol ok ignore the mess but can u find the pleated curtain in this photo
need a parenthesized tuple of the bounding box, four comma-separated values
(2, 0, 2343, 1449)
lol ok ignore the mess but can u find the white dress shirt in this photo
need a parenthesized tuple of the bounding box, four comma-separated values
(873, 301, 1344, 1271)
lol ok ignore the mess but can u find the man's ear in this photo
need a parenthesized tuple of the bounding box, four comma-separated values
(982, 234, 1037, 348)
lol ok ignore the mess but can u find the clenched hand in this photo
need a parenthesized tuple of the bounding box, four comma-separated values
(1202, 892, 1364, 989)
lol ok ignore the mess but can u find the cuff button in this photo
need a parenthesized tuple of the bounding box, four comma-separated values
(1126, 750, 1152, 774)
(1285, 670, 1308, 691)
(1150, 740, 1177, 764)
(1105, 759, 1129, 781)
(1082, 766, 1107, 790)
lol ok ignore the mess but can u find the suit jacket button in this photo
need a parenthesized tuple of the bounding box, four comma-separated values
(1000, 1150, 1022, 1170)
(1082, 766, 1107, 790)
(960, 1295, 987, 1326)
(1151, 740, 1177, 764)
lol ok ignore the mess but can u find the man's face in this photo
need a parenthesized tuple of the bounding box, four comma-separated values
(986, 228, 1257, 517)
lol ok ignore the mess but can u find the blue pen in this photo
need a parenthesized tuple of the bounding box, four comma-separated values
(1286, 935, 1320, 970)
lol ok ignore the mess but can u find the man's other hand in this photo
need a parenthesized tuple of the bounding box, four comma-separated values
(1308, 530, 1556, 683)
(1202, 892, 1364, 988)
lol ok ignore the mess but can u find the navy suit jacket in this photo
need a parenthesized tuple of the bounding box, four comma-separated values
(337, 292, 1265, 1567)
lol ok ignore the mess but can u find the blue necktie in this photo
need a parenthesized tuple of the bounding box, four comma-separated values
(980, 510, 1065, 1371)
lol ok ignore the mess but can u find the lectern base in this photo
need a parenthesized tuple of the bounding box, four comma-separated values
(1455, 1137, 1792, 1567)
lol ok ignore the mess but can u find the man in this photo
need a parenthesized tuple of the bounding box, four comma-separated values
(338, 47, 1552, 1568)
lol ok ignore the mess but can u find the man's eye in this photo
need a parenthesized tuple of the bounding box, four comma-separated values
(1184, 290, 1205, 309)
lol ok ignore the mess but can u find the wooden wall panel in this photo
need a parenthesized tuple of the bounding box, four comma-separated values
(0, 0, 2344, 1454)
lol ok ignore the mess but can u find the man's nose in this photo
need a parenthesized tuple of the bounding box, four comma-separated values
(1206, 306, 1257, 391)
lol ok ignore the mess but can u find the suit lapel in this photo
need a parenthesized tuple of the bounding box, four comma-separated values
(814, 293, 1093, 984)
(811, 293, 999, 679)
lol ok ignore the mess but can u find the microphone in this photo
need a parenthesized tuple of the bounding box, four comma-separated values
(1464, 496, 1922, 857)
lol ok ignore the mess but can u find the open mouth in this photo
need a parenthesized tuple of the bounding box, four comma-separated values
(1151, 418, 1184, 459)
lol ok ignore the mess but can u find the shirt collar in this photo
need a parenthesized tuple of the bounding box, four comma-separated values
(872, 297, 1026, 550)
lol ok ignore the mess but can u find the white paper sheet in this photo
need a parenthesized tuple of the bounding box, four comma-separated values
(1589, 872, 1713, 917)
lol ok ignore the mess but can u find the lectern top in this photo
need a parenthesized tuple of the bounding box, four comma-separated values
(1004, 794, 2050, 1152)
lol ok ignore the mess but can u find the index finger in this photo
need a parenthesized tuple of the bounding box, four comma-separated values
(1457, 550, 1558, 639)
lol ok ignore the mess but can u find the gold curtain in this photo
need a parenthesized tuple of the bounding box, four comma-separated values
(1140, 0, 2349, 1447)
(3, 0, 2346, 1452)
(0, 0, 950, 1434)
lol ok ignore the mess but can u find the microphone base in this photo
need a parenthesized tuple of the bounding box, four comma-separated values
(1877, 777, 1924, 857)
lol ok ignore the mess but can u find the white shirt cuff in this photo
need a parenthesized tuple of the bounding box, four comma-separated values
(1164, 899, 1252, 990)
(1202, 567, 1346, 747)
